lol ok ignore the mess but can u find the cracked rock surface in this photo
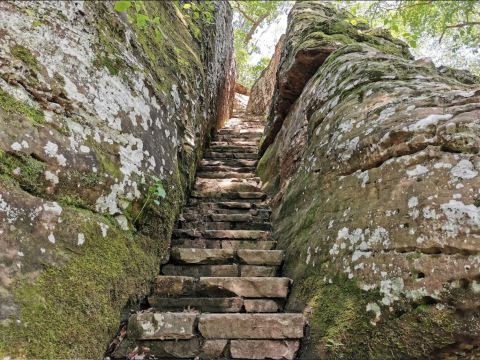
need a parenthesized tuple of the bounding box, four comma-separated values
(257, 1, 480, 359)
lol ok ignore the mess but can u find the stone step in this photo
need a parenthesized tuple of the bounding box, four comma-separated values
(191, 191, 266, 200)
(161, 264, 278, 277)
(169, 248, 283, 266)
(198, 164, 257, 174)
(194, 178, 261, 193)
(112, 338, 299, 360)
(178, 220, 271, 231)
(171, 238, 277, 250)
(218, 129, 263, 135)
(147, 297, 283, 313)
(184, 201, 271, 213)
(152, 276, 291, 298)
(148, 296, 244, 312)
(198, 313, 304, 339)
(196, 171, 259, 179)
(161, 264, 241, 277)
(204, 150, 258, 159)
(215, 134, 262, 142)
(172, 229, 270, 240)
(200, 158, 258, 168)
(127, 313, 303, 341)
(230, 340, 300, 359)
(210, 140, 259, 147)
(181, 211, 270, 222)
(209, 145, 258, 153)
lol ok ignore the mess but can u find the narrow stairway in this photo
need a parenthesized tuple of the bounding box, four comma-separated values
(112, 98, 305, 359)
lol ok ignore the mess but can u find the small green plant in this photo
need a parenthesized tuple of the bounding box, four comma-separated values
(113, 1, 160, 28)
(182, 2, 215, 25)
(134, 175, 166, 223)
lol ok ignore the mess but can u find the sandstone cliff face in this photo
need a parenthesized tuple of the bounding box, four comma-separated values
(246, 35, 285, 116)
(0, 1, 233, 358)
(258, 2, 480, 359)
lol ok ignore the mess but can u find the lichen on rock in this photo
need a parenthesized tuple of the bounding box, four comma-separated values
(257, 1, 480, 359)
(0, 1, 234, 358)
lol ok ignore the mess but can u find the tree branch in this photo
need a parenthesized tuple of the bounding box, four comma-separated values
(445, 21, 480, 29)
(231, 1, 256, 24)
(244, 13, 268, 45)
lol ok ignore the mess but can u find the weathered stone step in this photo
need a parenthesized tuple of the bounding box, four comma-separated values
(152, 276, 291, 298)
(204, 150, 258, 159)
(181, 211, 270, 223)
(194, 177, 261, 193)
(128, 313, 303, 341)
(215, 134, 262, 141)
(218, 128, 263, 135)
(198, 313, 304, 339)
(191, 191, 266, 200)
(178, 220, 271, 231)
(184, 200, 271, 212)
(162, 264, 240, 277)
(198, 164, 257, 174)
(112, 338, 299, 359)
(173, 229, 270, 240)
(161, 264, 278, 277)
(200, 158, 257, 167)
(171, 238, 276, 250)
(196, 171, 259, 179)
(230, 340, 300, 359)
(205, 150, 258, 159)
(169, 248, 283, 265)
(148, 296, 244, 313)
(209, 144, 258, 153)
(148, 297, 283, 313)
(210, 141, 259, 148)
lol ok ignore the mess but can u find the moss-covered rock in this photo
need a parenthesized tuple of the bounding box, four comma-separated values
(258, 2, 480, 359)
(0, 0, 234, 357)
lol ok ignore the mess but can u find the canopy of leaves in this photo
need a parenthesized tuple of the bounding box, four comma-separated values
(343, 0, 480, 75)
(231, 0, 291, 88)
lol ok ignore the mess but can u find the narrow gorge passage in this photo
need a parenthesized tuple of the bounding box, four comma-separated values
(110, 96, 306, 359)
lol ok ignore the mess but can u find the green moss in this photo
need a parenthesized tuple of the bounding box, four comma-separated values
(0, 151, 47, 196)
(0, 89, 45, 125)
(0, 210, 160, 359)
(297, 275, 380, 358)
(294, 270, 468, 359)
(93, 54, 122, 76)
(11, 45, 40, 71)
(58, 194, 89, 209)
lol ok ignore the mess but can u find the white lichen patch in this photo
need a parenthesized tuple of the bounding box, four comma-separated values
(45, 170, 59, 184)
(77, 233, 85, 246)
(407, 113, 453, 131)
(408, 197, 418, 208)
(380, 277, 404, 306)
(406, 165, 429, 177)
(366, 302, 381, 325)
(440, 200, 480, 237)
(450, 159, 478, 180)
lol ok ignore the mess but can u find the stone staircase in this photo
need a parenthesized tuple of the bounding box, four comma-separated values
(111, 101, 305, 359)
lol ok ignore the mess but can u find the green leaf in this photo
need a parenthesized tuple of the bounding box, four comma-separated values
(183, 3, 192, 10)
(114, 0, 132, 12)
(151, 16, 160, 25)
(155, 184, 166, 198)
(136, 14, 149, 27)
(153, 199, 160, 205)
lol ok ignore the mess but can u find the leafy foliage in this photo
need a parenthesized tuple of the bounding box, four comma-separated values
(134, 175, 166, 224)
(231, 1, 291, 87)
(342, 1, 480, 75)
(113, 0, 159, 28)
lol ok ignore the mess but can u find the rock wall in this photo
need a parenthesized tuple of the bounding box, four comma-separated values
(258, 2, 480, 359)
(0, 1, 233, 358)
(246, 35, 285, 116)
